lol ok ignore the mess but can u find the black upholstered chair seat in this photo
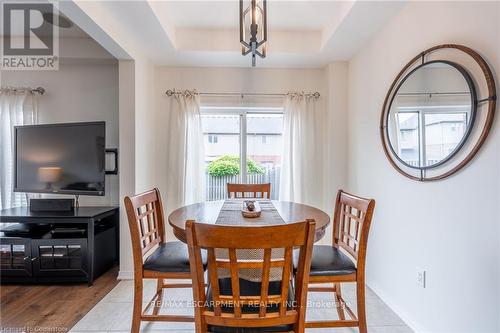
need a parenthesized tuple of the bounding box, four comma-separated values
(143, 241, 206, 273)
(206, 278, 294, 333)
(293, 245, 356, 276)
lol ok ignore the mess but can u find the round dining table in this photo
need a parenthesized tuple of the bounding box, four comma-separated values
(168, 200, 330, 243)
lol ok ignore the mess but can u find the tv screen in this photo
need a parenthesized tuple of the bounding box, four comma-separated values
(14, 122, 105, 196)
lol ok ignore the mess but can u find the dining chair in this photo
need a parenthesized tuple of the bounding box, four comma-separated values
(124, 188, 207, 333)
(227, 183, 271, 199)
(186, 219, 316, 333)
(296, 190, 375, 332)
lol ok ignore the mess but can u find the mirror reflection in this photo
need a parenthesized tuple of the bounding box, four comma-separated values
(387, 61, 474, 168)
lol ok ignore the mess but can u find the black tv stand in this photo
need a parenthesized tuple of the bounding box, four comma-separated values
(0, 206, 119, 285)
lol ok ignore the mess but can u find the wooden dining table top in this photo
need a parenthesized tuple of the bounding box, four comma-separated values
(168, 200, 331, 243)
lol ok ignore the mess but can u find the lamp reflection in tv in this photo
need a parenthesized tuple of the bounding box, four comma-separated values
(38, 167, 62, 190)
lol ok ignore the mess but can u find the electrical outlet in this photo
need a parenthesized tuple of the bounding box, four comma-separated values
(416, 268, 426, 288)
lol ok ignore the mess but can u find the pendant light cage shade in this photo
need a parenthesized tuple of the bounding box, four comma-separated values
(240, 0, 267, 66)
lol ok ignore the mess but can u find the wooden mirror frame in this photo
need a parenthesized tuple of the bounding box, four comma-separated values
(380, 44, 497, 181)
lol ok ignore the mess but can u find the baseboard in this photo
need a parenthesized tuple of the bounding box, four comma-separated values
(367, 280, 423, 333)
(117, 270, 134, 280)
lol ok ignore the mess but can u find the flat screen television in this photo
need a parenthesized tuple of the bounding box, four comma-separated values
(14, 121, 105, 196)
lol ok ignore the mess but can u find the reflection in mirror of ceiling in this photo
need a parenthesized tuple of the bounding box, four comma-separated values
(393, 64, 472, 110)
(398, 64, 470, 95)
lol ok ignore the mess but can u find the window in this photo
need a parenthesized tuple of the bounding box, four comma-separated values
(396, 112, 420, 167)
(424, 112, 467, 166)
(208, 135, 218, 144)
(201, 108, 283, 201)
(395, 109, 467, 167)
(202, 114, 240, 173)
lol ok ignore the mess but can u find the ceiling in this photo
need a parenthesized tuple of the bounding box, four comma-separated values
(54, 0, 407, 68)
(56, 20, 89, 38)
(161, 1, 343, 30)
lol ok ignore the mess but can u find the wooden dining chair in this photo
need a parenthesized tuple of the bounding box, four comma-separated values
(295, 190, 375, 332)
(124, 188, 207, 333)
(227, 183, 271, 199)
(186, 220, 316, 333)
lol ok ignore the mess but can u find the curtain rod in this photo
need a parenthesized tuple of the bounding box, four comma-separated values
(165, 89, 320, 98)
(0, 87, 45, 95)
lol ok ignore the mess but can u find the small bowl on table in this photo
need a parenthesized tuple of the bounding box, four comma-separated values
(241, 200, 261, 218)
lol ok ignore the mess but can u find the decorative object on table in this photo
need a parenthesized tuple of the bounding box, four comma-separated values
(380, 44, 496, 181)
(241, 200, 261, 218)
(245, 200, 255, 211)
(239, 0, 267, 67)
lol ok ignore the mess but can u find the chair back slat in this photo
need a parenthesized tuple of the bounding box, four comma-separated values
(333, 190, 375, 268)
(227, 183, 271, 199)
(279, 247, 293, 316)
(186, 220, 316, 331)
(259, 248, 272, 317)
(124, 188, 166, 267)
(207, 248, 222, 316)
(228, 249, 242, 318)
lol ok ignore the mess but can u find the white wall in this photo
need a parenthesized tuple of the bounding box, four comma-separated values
(117, 59, 157, 279)
(1, 62, 119, 207)
(325, 62, 348, 219)
(347, 2, 500, 332)
(134, 58, 157, 193)
(117, 60, 136, 280)
(154, 66, 348, 242)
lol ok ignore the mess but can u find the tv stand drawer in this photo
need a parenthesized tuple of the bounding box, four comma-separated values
(31, 239, 88, 278)
(0, 238, 32, 278)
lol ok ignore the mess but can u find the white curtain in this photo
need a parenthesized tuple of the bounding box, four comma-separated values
(165, 91, 205, 211)
(279, 93, 321, 206)
(0, 89, 39, 210)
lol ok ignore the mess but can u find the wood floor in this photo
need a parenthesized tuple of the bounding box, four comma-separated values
(0, 266, 119, 332)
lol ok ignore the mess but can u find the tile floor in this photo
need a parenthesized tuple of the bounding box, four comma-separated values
(70, 279, 413, 333)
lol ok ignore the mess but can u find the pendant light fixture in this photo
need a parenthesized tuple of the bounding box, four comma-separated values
(239, 0, 267, 67)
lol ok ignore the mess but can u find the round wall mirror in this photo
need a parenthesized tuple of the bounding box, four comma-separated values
(381, 44, 496, 181)
(386, 60, 477, 169)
